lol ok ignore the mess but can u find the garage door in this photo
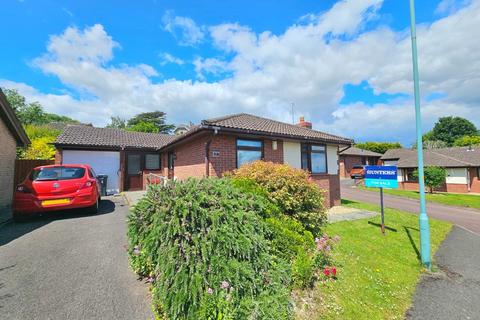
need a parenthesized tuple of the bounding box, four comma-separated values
(62, 150, 120, 195)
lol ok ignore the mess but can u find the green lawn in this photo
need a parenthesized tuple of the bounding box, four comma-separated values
(359, 185, 480, 210)
(300, 200, 452, 320)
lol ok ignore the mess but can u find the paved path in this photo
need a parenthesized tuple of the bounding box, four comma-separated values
(407, 226, 480, 319)
(0, 196, 153, 320)
(341, 185, 480, 234)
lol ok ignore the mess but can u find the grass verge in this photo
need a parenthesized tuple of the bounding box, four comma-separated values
(359, 185, 480, 210)
(294, 199, 452, 320)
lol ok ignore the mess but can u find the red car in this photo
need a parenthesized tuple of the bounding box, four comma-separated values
(12, 164, 101, 222)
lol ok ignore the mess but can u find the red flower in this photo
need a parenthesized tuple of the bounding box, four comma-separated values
(323, 267, 330, 276)
(331, 267, 337, 277)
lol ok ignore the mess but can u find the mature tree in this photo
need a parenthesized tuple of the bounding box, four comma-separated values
(126, 111, 175, 133)
(429, 116, 478, 146)
(413, 166, 446, 193)
(453, 135, 480, 147)
(126, 121, 160, 133)
(3, 89, 80, 160)
(412, 139, 448, 149)
(355, 141, 402, 154)
(17, 125, 60, 160)
(106, 116, 126, 129)
(3, 88, 78, 125)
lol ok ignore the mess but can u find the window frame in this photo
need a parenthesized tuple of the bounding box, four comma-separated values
(301, 143, 328, 174)
(236, 138, 264, 168)
(168, 151, 175, 170)
(145, 153, 161, 170)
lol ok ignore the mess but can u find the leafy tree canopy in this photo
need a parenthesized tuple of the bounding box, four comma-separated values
(413, 166, 446, 193)
(355, 141, 402, 154)
(3, 88, 79, 126)
(453, 135, 480, 147)
(126, 111, 175, 133)
(106, 116, 126, 129)
(428, 116, 478, 146)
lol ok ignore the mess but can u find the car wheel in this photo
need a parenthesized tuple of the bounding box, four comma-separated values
(13, 211, 27, 223)
(88, 198, 100, 215)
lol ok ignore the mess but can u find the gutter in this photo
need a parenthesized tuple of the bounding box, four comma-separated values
(205, 126, 220, 177)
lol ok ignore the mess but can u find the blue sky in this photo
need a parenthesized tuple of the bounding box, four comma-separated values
(1, 0, 478, 145)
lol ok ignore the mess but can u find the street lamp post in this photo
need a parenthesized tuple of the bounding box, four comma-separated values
(408, 0, 431, 269)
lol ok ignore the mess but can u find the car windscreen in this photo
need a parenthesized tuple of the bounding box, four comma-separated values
(30, 167, 86, 181)
(352, 165, 364, 169)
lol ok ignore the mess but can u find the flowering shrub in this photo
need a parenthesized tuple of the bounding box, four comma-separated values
(292, 234, 341, 288)
(127, 178, 291, 319)
(229, 161, 327, 233)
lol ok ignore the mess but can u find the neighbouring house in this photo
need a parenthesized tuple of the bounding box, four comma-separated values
(338, 146, 382, 178)
(381, 147, 480, 193)
(0, 89, 30, 212)
(54, 113, 353, 207)
(174, 122, 194, 135)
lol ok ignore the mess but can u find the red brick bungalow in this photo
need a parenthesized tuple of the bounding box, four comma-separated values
(382, 147, 480, 193)
(338, 146, 382, 178)
(54, 113, 353, 207)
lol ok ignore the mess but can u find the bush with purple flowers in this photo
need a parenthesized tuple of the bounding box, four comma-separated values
(127, 178, 292, 319)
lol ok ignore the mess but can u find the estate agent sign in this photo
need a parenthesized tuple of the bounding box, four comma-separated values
(364, 165, 398, 235)
(365, 166, 398, 189)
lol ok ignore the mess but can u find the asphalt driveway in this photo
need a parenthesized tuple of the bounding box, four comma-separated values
(0, 196, 152, 320)
(341, 180, 480, 234)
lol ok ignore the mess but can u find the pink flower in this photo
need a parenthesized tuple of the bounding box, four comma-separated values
(207, 288, 213, 295)
(220, 281, 230, 289)
(147, 276, 155, 283)
(333, 235, 341, 242)
(133, 245, 141, 256)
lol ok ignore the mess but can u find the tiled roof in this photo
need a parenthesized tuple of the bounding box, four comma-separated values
(382, 147, 480, 168)
(55, 125, 176, 149)
(202, 113, 352, 144)
(339, 146, 382, 157)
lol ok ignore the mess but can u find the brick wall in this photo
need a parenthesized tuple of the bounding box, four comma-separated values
(55, 148, 62, 164)
(339, 155, 363, 178)
(0, 118, 17, 209)
(470, 168, 480, 193)
(172, 134, 209, 180)
(310, 174, 341, 208)
(208, 135, 284, 176)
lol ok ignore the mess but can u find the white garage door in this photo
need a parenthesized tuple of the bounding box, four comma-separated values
(62, 150, 120, 194)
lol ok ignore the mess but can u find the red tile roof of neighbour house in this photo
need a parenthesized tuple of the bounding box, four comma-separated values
(339, 146, 382, 157)
(55, 125, 176, 150)
(201, 113, 353, 145)
(0, 89, 30, 146)
(381, 147, 480, 168)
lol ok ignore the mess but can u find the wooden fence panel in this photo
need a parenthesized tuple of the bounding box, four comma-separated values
(14, 159, 54, 187)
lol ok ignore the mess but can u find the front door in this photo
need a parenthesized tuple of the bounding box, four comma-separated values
(126, 153, 143, 191)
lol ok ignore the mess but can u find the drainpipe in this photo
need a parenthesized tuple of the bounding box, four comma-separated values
(205, 127, 219, 177)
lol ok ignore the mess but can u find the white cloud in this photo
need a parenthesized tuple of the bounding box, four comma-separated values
(159, 52, 185, 66)
(162, 10, 205, 46)
(193, 57, 230, 79)
(435, 0, 471, 15)
(2, 0, 480, 144)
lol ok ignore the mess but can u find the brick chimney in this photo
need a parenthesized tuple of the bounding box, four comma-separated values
(297, 116, 312, 129)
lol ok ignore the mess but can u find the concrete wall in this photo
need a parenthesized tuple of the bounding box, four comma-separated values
(327, 145, 339, 175)
(0, 118, 17, 209)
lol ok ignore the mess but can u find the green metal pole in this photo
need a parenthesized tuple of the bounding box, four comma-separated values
(409, 0, 431, 269)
